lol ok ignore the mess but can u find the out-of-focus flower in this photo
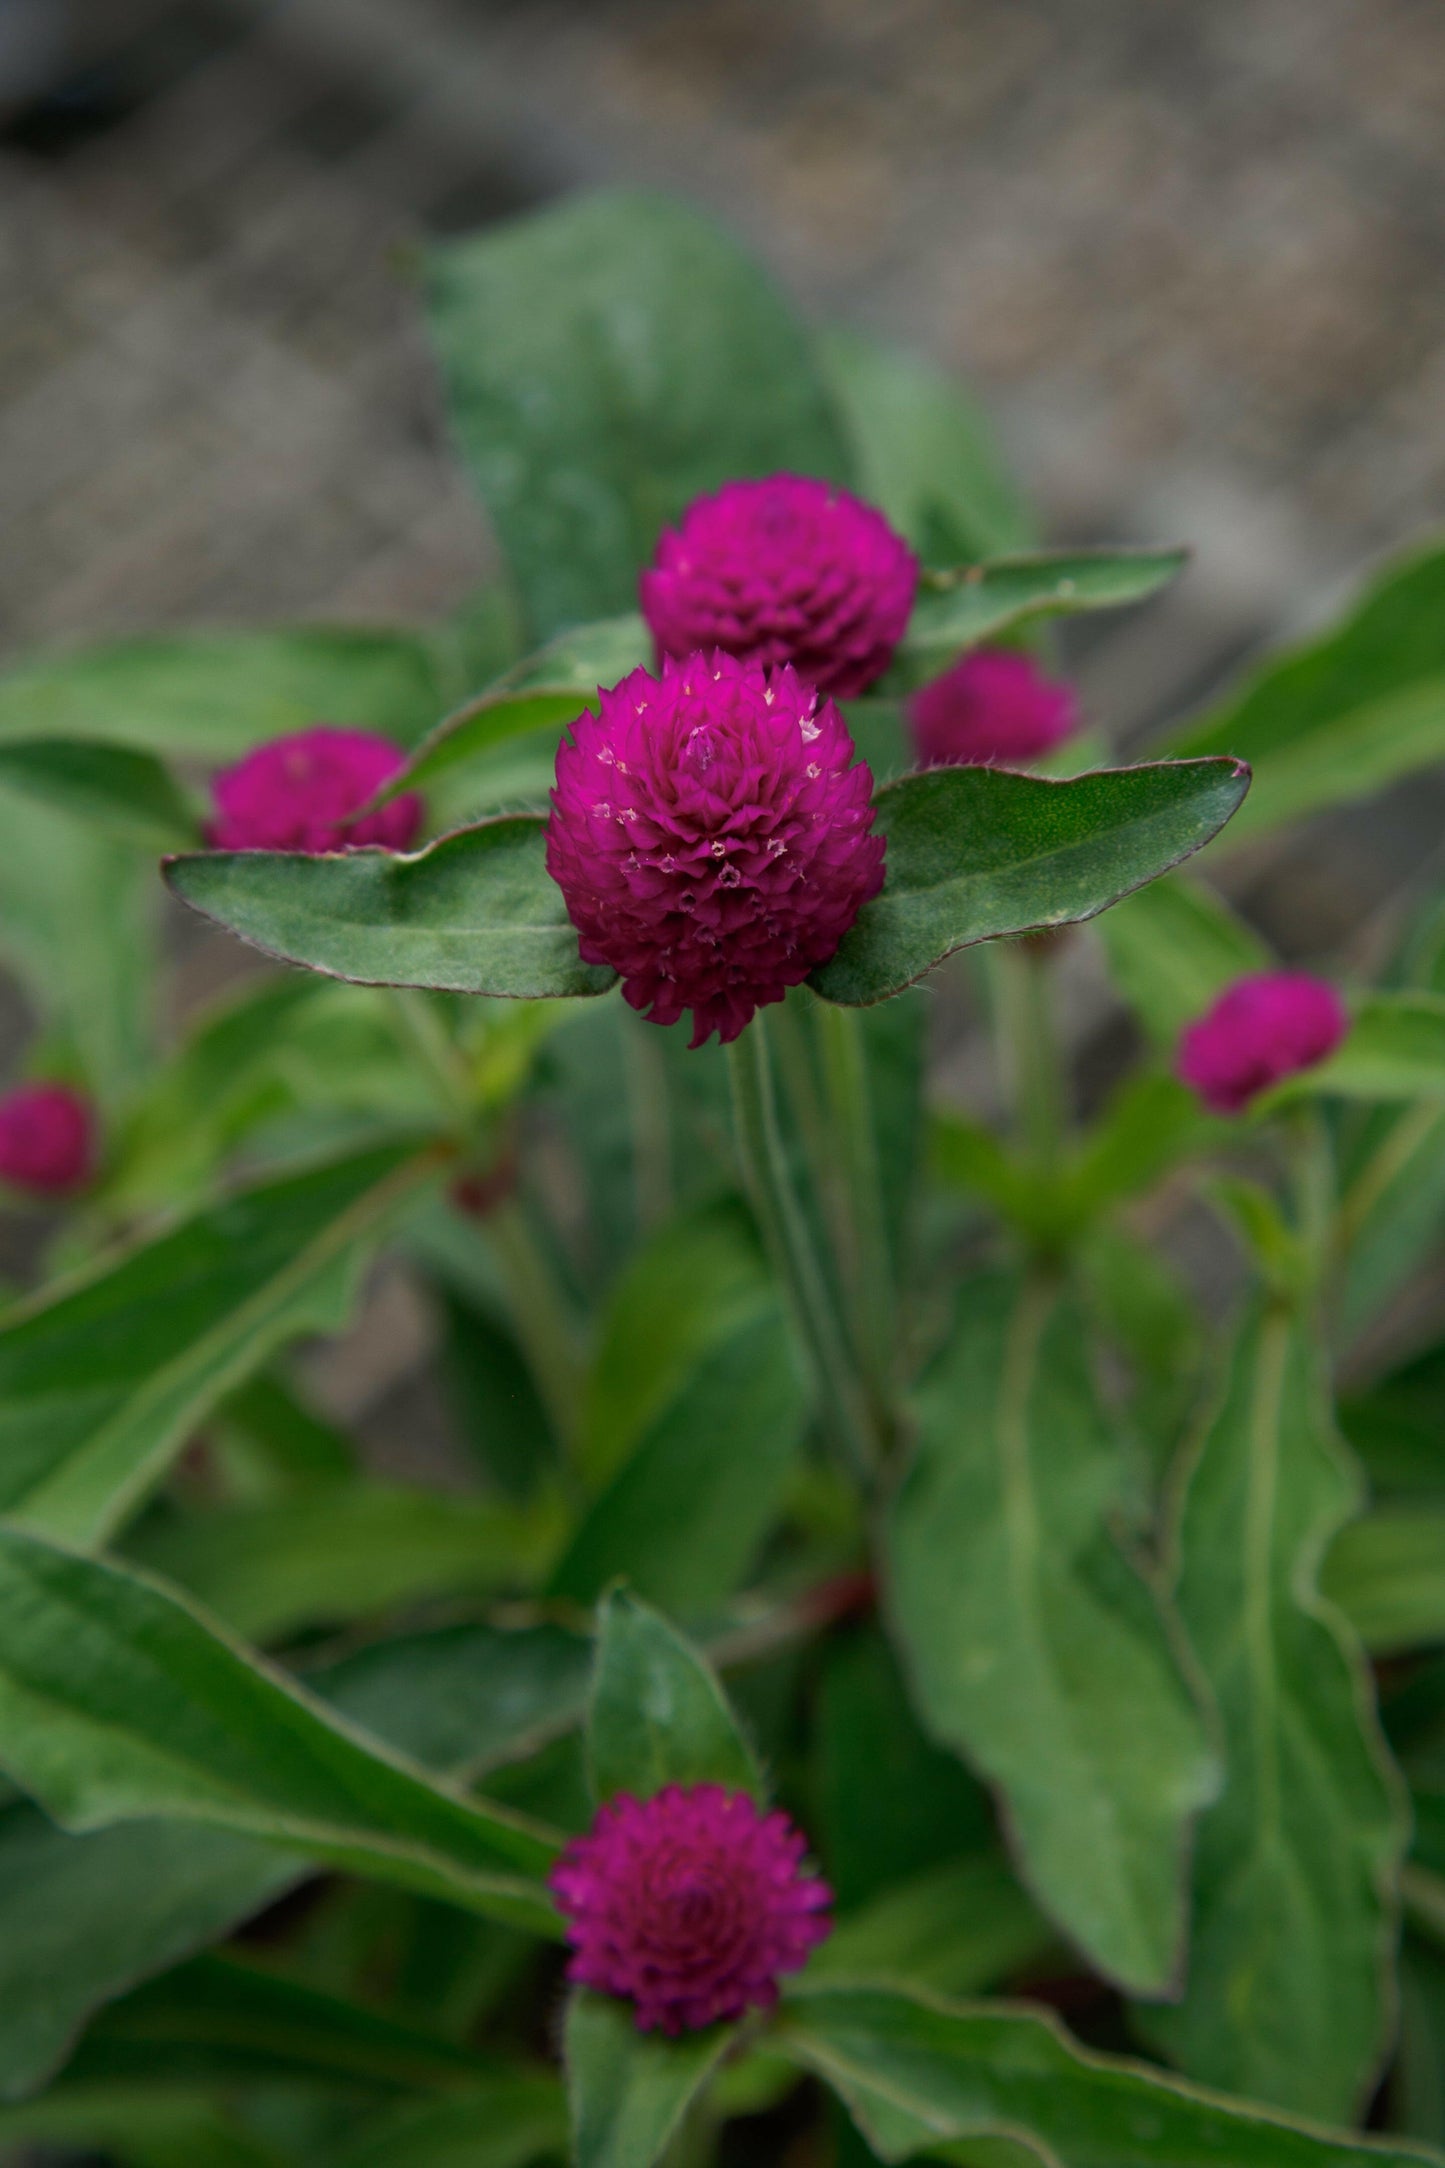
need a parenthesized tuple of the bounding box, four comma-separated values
(208, 727, 422, 854)
(907, 646, 1079, 769)
(0, 1083, 96, 1195)
(550, 1782, 832, 2035)
(547, 651, 884, 1048)
(641, 475, 917, 698)
(1177, 972, 1349, 1113)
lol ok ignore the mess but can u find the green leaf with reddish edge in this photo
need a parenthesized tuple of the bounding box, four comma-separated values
(885, 1271, 1217, 1996)
(0, 1527, 561, 1935)
(425, 190, 852, 640)
(896, 546, 1187, 681)
(586, 1589, 762, 1805)
(1135, 1302, 1406, 2122)
(1095, 872, 1271, 1046)
(164, 816, 616, 999)
(809, 758, 1249, 1008)
(1161, 538, 1445, 843)
(1264, 991, 1445, 1105)
(0, 738, 198, 850)
(0, 1142, 438, 1550)
(565, 1988, 734, 2168)
(776, 1980, 1442, 2168)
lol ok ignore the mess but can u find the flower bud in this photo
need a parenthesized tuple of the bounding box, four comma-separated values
(209, 727, 422, 854)
(1177, 972, 1349, 1113)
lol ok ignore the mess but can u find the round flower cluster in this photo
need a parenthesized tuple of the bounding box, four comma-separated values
(546, 652, 884, 1047)
(641, 475, 918, 699)
(208, 727, 422, 855)
(549, 1783, 832, 2035)
(0, 1083, 95, 1195)
(1177, 972, 1349, 1114)
(907, 646, 1079, 770)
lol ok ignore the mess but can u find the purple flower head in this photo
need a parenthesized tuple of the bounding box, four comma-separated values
(0, 1083, 96, 1196)
(546, 652, 885, 1048)
(641, 475, 918, 698)
(1177, 972, 1350, 1114)
(209, 727, 422, 855)
(907, 646, 1080, 770)
(549, 1783, 832, 2035)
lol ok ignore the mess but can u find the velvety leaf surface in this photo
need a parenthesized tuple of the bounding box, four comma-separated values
(0, 738, 197, 849)
(810, 759, 1249, 1007)
(586, 1589, 762, 1804)
(0, 1529, 560, 1932)
(897, 548, 1186, 677)
(425, 190, 851, 638)
(1163, 540, 1445, 841)
(1138, 1303, 1405, 2121)
(886, 1273, 1217, 1995)
(551, 1305, 805, 1615)
(820, 333, 1033, 562)
(0, 627, 450, 756)
(564, 1989, 733, 2168)
(165, 817, 616, 999)
(1095, 873, 1270, 1045)
(0, 1143, 434, 1549)
(778, 1982, 1440, 2168)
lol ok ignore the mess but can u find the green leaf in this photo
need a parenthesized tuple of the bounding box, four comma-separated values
(778, 1981, 1440, 2168)
(164, 817, 616, 999)
(0, 2083, 285, 2168)
(1267, 992, 1445, 1104)
(1337, 1103, 1445, 1344)
(0, 1619, 590, 2100)
(812, 1855, 1051, 1997)
(1162, 539, 1445, 842)
(425, 189, 851, 640)
(820, 333, 1033, 562)
(122, 1482, 562, 1644)
(1065, 1072, 1213, 1216)
(396, 616, 651, 820)
(0, 627, 450, 757)
(551, 1306, 805, 1615)
(586, 1588, 761, 1804)
(438, 1288, 558, 1502)
(885, 1272, 1216, 1995)
(325, 2077, 568, 2168)
(1137, 1302, 1405, 2121)
(0, 737, 197, 849)
(564, 1988, 733, 2168)
(809, 759, 1250, 1008)
(0, 1528, 560, 1933)
(0, 1142, 436, 1549)
(1340, 1340, 1445, 1497)
(897, 548, 1186, 679)
(1094, 872, 1270, 1046)
(1324, 1511, 1445, 1654)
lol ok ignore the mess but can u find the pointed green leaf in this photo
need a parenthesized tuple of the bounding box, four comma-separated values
(1137, 1303, 1406, 2121)
(1163, 540, 1445, 841)
(164, 816, 616, 998)
(425, 189, 851, 639)
(0, 738, 197, 849)
(810, 759, 1249, 1007)
(899, 547, 1186, 677)
(1095, 872, 1271, 1045)
(0, 1529, 560, 1934)
(587, 1589, 761, 1804)
(778, 1981, 1440, 2168)
(886, 1273, 1217, 1994)
(565, 1988, 733, 2168)
(0, 1143, 436, 1549)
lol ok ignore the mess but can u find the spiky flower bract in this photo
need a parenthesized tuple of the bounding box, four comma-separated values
(907, 645, 1080, 769)
(549, 1783, 832, 2035)
(546, 651, 885, 1048)
(0, 1083, 95, 1195)
(1177, 971, 1349, 1113)
(641, 474, 918, 698)
(208, 727, 422, 854)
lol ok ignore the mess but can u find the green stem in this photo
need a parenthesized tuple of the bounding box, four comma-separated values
(621, 1009, 674, 1234)
(726, 1019, 880, 1485)
(813, 999, 897, 1435)
(484, 1201, 585, 1462)
(387, 989, 476, 1135)
(996, 941, 1066, 1182)
(1284, 1104, 1335, 1300)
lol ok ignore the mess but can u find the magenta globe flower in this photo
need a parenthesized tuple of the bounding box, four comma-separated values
(546, 652, 885, 1048)
(550, 1783, 832, 2035)
(208, 727, 422, 854)
(0, 1083, 96, 1196)
(907, 647, 1079, 770)
(641, 475, 918, 698)
(1177, 972, 1350, 1114)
